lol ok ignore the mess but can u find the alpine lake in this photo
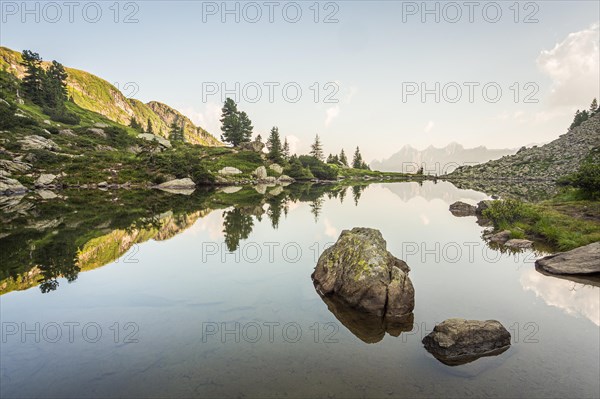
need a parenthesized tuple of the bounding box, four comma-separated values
(1, 180, 598, 398)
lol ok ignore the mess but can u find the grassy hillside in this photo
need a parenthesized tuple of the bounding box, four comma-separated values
(0, 46, 220, 146)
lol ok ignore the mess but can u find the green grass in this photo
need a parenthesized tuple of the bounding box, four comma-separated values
(484, 197, 600, 251)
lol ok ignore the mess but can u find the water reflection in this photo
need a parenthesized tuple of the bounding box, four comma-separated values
(521, 268, 600, 326)
(0, 183, 368, 295)
(316, 290, 414, 343)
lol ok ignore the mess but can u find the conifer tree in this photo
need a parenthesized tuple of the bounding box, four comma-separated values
(266, 126, 283, 163)
(310, 134, 324, 161)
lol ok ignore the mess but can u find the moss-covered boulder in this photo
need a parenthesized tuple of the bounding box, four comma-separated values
(312, 227, 414, 322)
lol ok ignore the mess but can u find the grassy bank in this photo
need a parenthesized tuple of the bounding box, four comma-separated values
(483, 191, 600, 251)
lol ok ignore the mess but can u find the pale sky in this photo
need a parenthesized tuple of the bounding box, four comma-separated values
(1, 1, 599, 162)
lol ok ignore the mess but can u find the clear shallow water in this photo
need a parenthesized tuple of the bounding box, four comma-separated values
(1, 182, 598, 398)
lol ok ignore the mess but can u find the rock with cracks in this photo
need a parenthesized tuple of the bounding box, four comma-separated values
(312, 228, 415, 327)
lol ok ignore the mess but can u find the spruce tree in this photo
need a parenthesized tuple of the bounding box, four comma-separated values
(239, 111, 253, 144)
(282, 138, 290, 160)
(21, 50, 45, 105)
(266, 126, 283, 163)
(339, 149, 348, 166)
(169, 122, 185, 142)
(147, 118, 154, 134)
(310, 134, 324, 161)
(352, 146, 363, 169)
(45, 60, 68, 108)
(590, 98, 598, 114)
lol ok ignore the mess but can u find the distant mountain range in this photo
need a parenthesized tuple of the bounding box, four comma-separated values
(371, 143, 517, 175)
(0, 46, 221, 146)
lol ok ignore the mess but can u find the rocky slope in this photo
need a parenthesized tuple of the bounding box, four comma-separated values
(371, 143, 516, 174)
(0, 46, 221, 146)
(148, 101, 221, 146)
(446, 114, 600, 181)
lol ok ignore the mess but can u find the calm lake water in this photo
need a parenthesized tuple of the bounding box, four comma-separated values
(1, 181, 599, 398)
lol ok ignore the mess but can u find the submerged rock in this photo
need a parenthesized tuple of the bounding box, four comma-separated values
(312, 228, 414, 322)
(449, 201, 477, 217)
(422, 318, 511, 366)
(535, 242, 600, 275)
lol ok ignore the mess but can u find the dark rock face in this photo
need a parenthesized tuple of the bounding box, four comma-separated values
(312, 228, 415, 324)
(449, 201, 477, 217)
(535, 242, 600, 275)
(422, 319, 511, 366)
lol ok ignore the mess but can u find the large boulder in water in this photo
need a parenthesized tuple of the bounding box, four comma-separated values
(312, 228, 414, 322)
(535, 242, 600, 275)
(422, 319, 511, 366)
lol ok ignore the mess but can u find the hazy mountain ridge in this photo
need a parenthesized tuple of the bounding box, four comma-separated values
(446, 113, 600, 181)
(371, 143, 517, 174)
(0, 46, 221, 146)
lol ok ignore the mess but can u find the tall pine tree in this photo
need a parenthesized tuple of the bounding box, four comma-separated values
(352, 147, 364, 169)
(339, 149, 348, 166)
(238, 111, 253, 144)
(282, 138, 290, 160)
(266, 126, 283, 163)
(21, 50, 45, 105)
(310, 134, 324, 161)
(147, 118, 154, 134)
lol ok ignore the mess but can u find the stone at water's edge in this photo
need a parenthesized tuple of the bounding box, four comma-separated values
(422, 319, 511, 366)
(449, 201, 477, 217)
(535, 242, 600, 275)
(312, 227, 414, 322)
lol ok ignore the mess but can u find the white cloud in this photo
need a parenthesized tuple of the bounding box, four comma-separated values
(178, 102, 222, 137)
(537, 23, 600, 108)
(324, 218, 338, 239)
(325, 105, 340, 127)
(424, 120, 434, 133)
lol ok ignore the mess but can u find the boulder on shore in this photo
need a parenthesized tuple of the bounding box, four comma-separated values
(218, 167, 242, 176)
(535, 242, 600, 275)
(35, 173, 57, 187)
(155, 178, 196, 195)
(269, 163, 283, 174)
(239, 140, 265, 152)
(505, 239, 533, 249)
(422, 318, 511, 366)
(312, 228, 414, 322)
(252, 166, 267, 179)
(0, 172, 27, 194)
(449, 201, 477, 217)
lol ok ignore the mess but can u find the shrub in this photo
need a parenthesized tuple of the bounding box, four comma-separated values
(44, 106, 81, 125)
(284, 158, 314, 180)
(298, 155, 338, 180)
(561, 148, 600, 200)
(483, 199, 526, 230)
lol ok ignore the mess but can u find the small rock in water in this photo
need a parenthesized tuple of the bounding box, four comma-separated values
(422, 318, 511, 366)
(449, 201, 477, 217)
